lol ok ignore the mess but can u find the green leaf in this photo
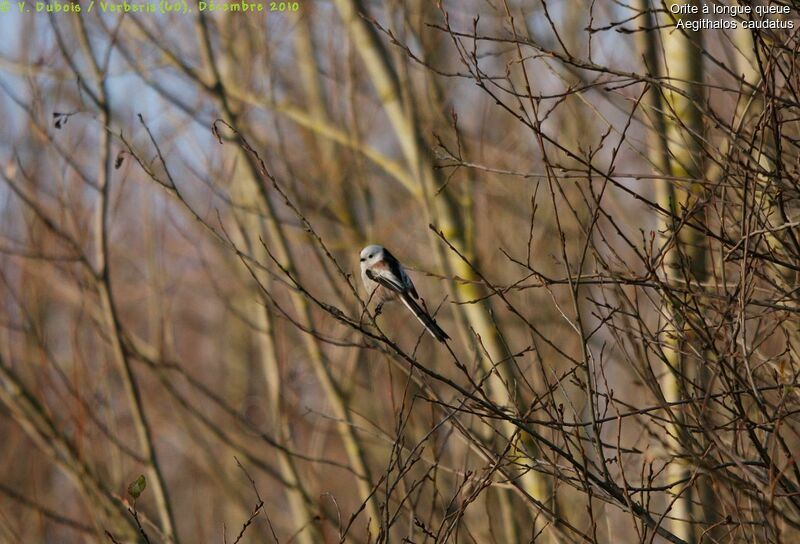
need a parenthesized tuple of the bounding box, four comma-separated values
(127, 474, 147, 500)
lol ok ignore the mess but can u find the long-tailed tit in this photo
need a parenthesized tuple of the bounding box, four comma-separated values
(360, 245, 450, 343)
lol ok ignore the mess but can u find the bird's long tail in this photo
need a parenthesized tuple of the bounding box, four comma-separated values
(399, 293, 450, 343)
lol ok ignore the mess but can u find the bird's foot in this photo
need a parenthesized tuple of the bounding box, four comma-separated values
(374, 302, 384, 317)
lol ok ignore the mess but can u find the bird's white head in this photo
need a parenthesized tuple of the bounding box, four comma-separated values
(360, 244, 385, 271)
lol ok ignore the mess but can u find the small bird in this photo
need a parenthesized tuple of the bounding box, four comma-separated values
(360, 244, 449, 342)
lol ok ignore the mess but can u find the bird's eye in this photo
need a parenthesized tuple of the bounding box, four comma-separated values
(360, 258, 365, 262)
(369, 253, 374, 258)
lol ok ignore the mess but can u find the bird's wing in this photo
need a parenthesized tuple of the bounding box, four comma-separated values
(383, 250, 419, 299)
(365, 265, 406, 294)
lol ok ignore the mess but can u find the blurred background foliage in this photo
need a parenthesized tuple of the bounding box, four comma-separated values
(1, 1, 799, 543)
